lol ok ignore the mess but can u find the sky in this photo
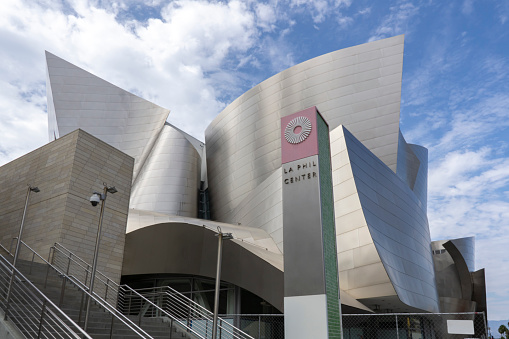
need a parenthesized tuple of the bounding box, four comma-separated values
(1, 0, 508, 322)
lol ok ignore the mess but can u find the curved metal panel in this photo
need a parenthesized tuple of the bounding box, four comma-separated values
(339, 126, 439, 313)
(205, 35, 405, 223)
(450, 237, 475, 272)
(129, 124, 201, 217)
(225, 168, 284, 251)
(443, 241, 473, 301)
(45, 51, 169, 179)
(432, 237, 475, 273)
(431, 240, 463, 301)
(396, 130, 428, 211)
(123, 222, 285, 311)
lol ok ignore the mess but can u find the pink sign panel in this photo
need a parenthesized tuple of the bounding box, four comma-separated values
(281, 107, 320, 164)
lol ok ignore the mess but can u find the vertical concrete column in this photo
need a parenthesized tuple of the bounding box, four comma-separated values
(281, 106, 342, 339)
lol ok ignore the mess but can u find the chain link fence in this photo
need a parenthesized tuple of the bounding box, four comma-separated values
(221, 312, 488, 339)
(342, 312, 488, 339)
(220, 315, 284, 339)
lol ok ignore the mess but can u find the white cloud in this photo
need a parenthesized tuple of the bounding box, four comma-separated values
(368, 2, 419, 42)
(0, 0, 263, 160)
(462, 0, 474, 15)
(286, 0, 352, 24)
(2, 0, 360, 159)
(358, 7, 371, 15)
(255, 3, 277, 31)
(337, 15, 353, 29)
(0, 82, 47, 164)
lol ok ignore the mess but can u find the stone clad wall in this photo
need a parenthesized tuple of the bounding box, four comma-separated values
(0, 129, 134, 283)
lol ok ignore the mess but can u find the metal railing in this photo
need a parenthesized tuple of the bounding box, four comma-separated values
(6, 239, 153, 338)
(119, 285, 255, 339)
(49, 242, 254, 339)
(218, 314, 284, 339)
(49, 242, 120, 306)
(0, 253, 92, 339)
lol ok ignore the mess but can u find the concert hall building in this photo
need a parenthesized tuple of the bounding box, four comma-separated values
(2, 35, 486, 322)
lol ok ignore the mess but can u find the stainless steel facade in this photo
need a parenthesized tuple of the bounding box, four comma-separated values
(44, 35, 486, 316)
(431, 237, 485, 313)
(204, 35, 441, 313)
(129, 123, 202, 216)
(205, 35, 404, 227)
(46, 52, 202, 217)
(333, 126, 439, 313)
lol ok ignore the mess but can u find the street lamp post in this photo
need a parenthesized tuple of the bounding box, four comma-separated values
(4, 184, 40, 320)
(212, 227, 233, 339)
(83, 184, 117, 332)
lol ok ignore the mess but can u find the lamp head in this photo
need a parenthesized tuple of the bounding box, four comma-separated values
(106, 186, 117, 194)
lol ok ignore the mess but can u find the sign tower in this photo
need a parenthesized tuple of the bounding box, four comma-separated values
(281, 106, 342, 339)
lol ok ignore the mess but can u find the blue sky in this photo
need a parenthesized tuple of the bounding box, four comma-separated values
(1, 0, 508, 322)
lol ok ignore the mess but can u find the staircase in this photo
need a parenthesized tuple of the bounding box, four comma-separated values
(14, 259, 194, 338)
(1, 241, 254, 339)
(0, 254, 92, 338)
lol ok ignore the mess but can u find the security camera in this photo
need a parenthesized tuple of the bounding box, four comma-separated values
(90, 192, 102, 207)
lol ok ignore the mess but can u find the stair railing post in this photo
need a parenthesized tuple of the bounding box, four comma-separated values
(109, 312, 115, 339)
(44, 247, 54, 289)
(30, 251, 35, 275)
(59, 253, 72, 307)
(5, 185, 39, 320)
(128, 289, 132, 315)
(85, 264, 90, 286)
(78, 264, 89, 324)
(37, 300, 47, 338)
(104, 278, 109, 302)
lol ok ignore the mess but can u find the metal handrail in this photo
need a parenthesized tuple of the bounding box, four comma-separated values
(68, 276, 153, 338)
(121, 285, 254, 339)
(50, 241, 254, 339)
(9, 239, 153, 338)
(50, 243, 120, 305)
(0, 242, 12, 257)
(0, 253, 92, 338)
(119, 285, 208, 339)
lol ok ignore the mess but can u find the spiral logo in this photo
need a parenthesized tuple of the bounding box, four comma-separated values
(284, 116, 312, 144)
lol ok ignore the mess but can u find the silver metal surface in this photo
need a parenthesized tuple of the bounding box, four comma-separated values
(129, 123, 201, 216)
(41, 35, 472, 316)
(431, 237, 483, 313)
(282, 155, 325, 297)
(332, 126, 439, 313)
(205, 35, 405, 226)
(46, 53, 202, 218)
(432, 237, 476, 273)
(46, 51, 169, 180)
(123, 221, 286, 312)
(396, 130, 428, 211)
